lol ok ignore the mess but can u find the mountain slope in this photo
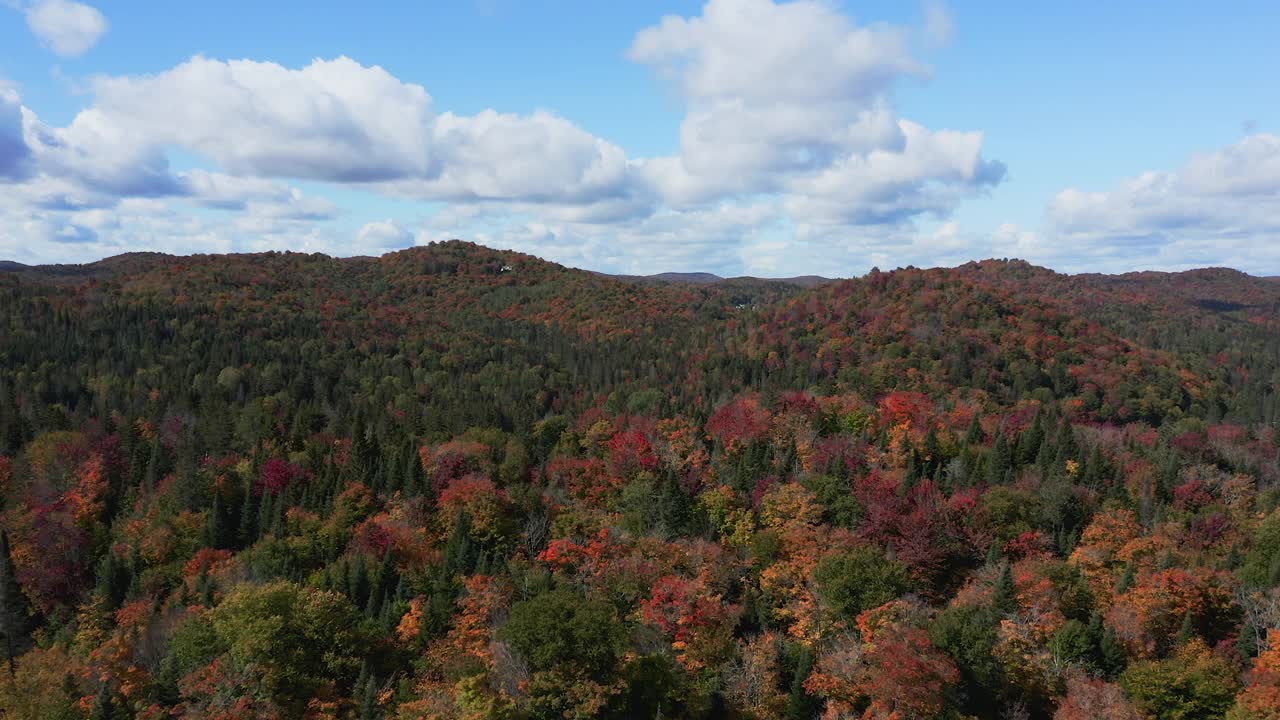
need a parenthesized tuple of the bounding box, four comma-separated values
(1, 242, 1278, 719)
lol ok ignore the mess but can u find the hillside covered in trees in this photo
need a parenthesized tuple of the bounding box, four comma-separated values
(1, 240, 1279, 720)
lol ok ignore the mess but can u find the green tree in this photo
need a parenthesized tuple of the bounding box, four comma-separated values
(0, 531, 31, 674)
(813, 547, 913, 623)
(207, 580, 372, 708)
(1119, 641, 1238, 720)
(498, 587, 626, 679)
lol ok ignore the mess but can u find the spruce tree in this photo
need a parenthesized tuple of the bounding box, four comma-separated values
(88, 685, 116, 720)
(993, 562, 1018, 616)
(0, 530, 31, 674)
(238, 473, 258, 547)
(988, 431, 1011, 485)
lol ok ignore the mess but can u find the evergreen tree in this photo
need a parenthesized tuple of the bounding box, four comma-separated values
(965, 415, 984, 446)
(993, 562, 1018, 616)
(988, 430, 1011, 485)
(0, 531, 31, 674)
(1175, 611, 1196, 647)
(88, 686, 117, 720)
(238, 473, 258, 547)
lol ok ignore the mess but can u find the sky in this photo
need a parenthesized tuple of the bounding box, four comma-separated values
(1, 0, 1278, 277)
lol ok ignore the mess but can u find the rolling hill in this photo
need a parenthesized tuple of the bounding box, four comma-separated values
(0, 241, 1277, 719)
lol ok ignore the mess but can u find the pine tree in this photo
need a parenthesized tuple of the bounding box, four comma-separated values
(1176, 611, 1196, 647)
(0, 530, 31, 674)
(238, 473, 258, 547)
(374, 549, 396, 607)
(993, 562, 1018, 616)
(985, 543, 1002, 567)
(1054, 422, 1079, 467)
(403, 443, 424, 497)
(1018, 413, 1044, 465)
(156, 653, 180, 706)
(1082, 445, 1105, 489)
(257, 491, 275, 540)
(444, 511, 478, 576)
(95, 552, 128, 611)
(1098, 624, 1126, 677)
(785, 646, 820, 720)
(350, 554, 371, 608)
(144, 441, 163, 492)
(205, 493, 226, 549)
(359, 672, 380, 720)
(924, 427, 942, 476)
(88, 685, 116, 720)
(965, 415, 983, 446)
(988, 431, 1011, 485)
(1116, 563, 1136, 595)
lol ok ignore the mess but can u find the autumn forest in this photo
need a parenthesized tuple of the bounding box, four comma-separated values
(1, 240, 1279, 720)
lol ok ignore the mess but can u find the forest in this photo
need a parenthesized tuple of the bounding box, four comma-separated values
(0, 239, 1278, 719)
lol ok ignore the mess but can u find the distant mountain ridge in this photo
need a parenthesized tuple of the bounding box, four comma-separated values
(608, 270, 834, 288)
(6, 248, 1270, 288)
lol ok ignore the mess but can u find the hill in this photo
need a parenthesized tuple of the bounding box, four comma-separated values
(0, 241, 1277, 719)
(609, 270, 833, 288)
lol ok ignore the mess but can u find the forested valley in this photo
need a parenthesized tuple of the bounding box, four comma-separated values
(1, 240, 1279, 719)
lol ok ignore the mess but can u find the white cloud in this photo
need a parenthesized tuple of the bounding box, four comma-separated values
(1045, 133, 1280, 271)
(785, 120, 1003, 225)
(66, 56, 647, 214)
(425, 199, 784, 275)
(630, 0, 923, 201)
(923, 1, 954, 47)
(91, 56, 434, 183)
(357, 219, 416, 250)
(0, 85, 33, 181)
(392, 109, 643, 207)
(630, 0, 922, 108)
(25, 0, 108, 57)
(182, 170, 336, 219)
(24, 106, 183, 197)
(2, 1, 1009, 274)
(628, 0, 1001, 226)
(1177, 133, 1280, 197)
(23, 217, 97, 244)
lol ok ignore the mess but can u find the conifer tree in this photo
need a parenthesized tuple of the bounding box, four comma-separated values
(0, 531, 31, 674)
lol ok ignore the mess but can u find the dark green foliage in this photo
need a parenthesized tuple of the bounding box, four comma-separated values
(930, 604, 1002, 715)
(0, 531, 30, 672)
(498, 587, 626, 678)
(813, 546, 913, 623)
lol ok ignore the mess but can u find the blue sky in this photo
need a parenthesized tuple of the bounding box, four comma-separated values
(1, 0, 1278, 276)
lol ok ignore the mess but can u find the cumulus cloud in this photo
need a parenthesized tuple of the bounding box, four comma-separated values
(3, 0, 1008, 274)
(91, 56, 434, 183)
(0, 85, 33, 181)
(24, 106, 183, 197)
(24, 217, 97, 244)
(68, 56, 647, 213)
(785, 120, 1004, 225)
(630, 0, 921, 200)
(25, 0, 108, 57)
(357, 219, 416, 250)
(0, 192, 354, 265)
(182, 170, 336, 219)
(629, 0, 1000, 228)
(1049, 133, 1280, 256)
(395, 109, 643, 207)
